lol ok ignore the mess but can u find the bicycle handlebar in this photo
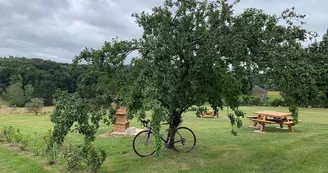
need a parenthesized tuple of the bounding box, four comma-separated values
(139, 118, 150, 127)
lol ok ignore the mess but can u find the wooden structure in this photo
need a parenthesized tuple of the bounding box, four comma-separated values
(248, 111, 295, 133)
(252, 85, 267, 99)
(112, 107, 130, 133)
(201, 110, 216, 118)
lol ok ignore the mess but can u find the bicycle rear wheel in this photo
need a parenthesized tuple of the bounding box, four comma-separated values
(172, 127, 196, 153)
(133, 130, 156, 157)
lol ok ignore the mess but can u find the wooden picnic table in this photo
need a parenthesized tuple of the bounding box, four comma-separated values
(247, 111, 295, 133)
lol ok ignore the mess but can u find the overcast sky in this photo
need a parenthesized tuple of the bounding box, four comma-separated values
(0, 0, 327, 64)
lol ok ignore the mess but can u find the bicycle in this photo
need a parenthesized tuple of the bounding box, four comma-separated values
(132, 118, 196, 157)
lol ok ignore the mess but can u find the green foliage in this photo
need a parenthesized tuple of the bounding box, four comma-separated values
(152, 105, 165, 156)
(9, 74, 23, 85)
(6, 82, 25, 107)
(239, 95, 263, 106)
(270, 98, 286, 107)
(0, 127, 6, 142)
(26, 98, 44, 114)
(48, 91, 112, 169)
(49, 91, 114, 148)
(31, 132, 46, 156)
(18, 134, 30, 151)
(62, 143, 83, 169)
(195, 107, 209, 118)
(87, 147, 107, 173)
(13, 128, 23, 144)
(3, 126, 16, 143)
(227, 109, 245, 136)
(289, 105, 299, 124)
(46, 143, 59, 165)
(78, 143, 107, 173)
(1, 126, 29, 150)
(0, 57, 88, 105)
(126, 0, 248, 143)
(24, 84, 34, 102)
(34, 80, 56, 106)
(43, 128, 58, 164)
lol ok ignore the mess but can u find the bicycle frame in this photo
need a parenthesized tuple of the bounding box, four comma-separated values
(141, 118, 181, 147)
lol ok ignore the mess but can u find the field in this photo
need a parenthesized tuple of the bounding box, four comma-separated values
(266, 91, 282, 102)
(0, 106, 328, 173)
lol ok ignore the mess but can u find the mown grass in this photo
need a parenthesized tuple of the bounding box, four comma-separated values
(0, 146, 50, 173)
(0, 106, 328, 173)
(267, 91, 282, 102)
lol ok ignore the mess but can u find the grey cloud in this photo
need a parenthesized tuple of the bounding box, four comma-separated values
(0, 0, 327, 63)
(234, 0, 328, 37)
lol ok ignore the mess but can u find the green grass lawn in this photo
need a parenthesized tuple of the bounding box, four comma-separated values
(0, 106, 328, 173)
(266, 91, 282, 102)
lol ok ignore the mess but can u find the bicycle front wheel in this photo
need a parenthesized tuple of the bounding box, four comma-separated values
(132, 130, 156, 157)
(172, 127, 196, 153)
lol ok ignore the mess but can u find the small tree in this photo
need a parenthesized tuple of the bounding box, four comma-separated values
(26, 98, 44, 114)
(24, 84, 34, 102)
(6, 83, 25, 107)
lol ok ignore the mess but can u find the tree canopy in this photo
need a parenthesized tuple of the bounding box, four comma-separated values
(68, 0, 327, 147)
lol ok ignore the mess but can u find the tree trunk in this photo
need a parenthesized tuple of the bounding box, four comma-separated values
(166, 110, 182, 148)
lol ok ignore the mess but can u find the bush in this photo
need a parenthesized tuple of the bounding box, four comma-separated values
(43, 129, 59, 164)
(270, 98, 286, 107)
(14, 128, 23, 144)
(45, 143, 59, 165)
(6, 83, 26, 107)
(239, 95, 265, 106)
(3, 126, 16, 143)
(80, 143, 107, 173)
(88, 148, 107, 173)
(62, 143, 83, 169)
(0, 127, 5, 142)
(26, 98, 44, 114)
(19, 135, 30, 150)
(31, 132, 46, 156)
(249, 97, 262, 106)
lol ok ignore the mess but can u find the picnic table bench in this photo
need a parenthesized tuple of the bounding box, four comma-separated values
(201, 110, 216, 118)
(248, 111, 295, 133)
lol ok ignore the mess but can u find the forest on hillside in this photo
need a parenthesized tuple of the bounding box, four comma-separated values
(0, 57, 89, 106)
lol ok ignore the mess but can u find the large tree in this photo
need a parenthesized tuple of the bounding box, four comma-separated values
(51, 0, 320, 157)
(127, 0, 247, 140)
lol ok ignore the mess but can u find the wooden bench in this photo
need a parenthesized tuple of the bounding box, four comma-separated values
(282, 121, 295, 132)
(252, 119, 276, 124)
(246, 116, 258, 120)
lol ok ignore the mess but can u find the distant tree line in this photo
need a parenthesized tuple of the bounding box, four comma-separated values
(0, 57, 89, 106)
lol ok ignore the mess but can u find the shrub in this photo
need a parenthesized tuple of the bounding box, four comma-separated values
(62, 143, 83, 169)
(46, 143, 59, 165)
(6, 83, 26, 107)
(249, 97, 262, 106)
(31, 132, 46, 156)
(19, 135, 30, 150)
(0, 127, 5, 142)
(88, 148, 107, 173)
(270, 98, 286, 107)
(80, 143, 107, 173)
(43, 129, 59, 164)
(3, 126, 16, 143)
(14, 128, 23, 144)
(26, 98, 44, 115)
